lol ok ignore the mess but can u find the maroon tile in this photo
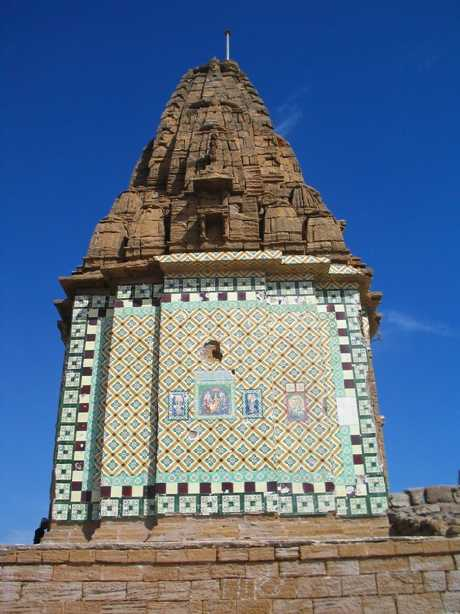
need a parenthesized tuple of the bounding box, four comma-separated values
(335, 312, 346, 320)
(155, 483, 166, 495)
(222, 482, 233, 493)
(81, 491, 92, 502)
(244, 482, 255, 493)
(73, 461, 84, 471)
(302, 483, 314, 493)
(76, 422, 87, 431)
(351, 435, 362, 445)
(133, 298, 143, 307)
(144, 485, 155, 498)
(340, 345, 351, 353)
(342, 362, 353, 370)
(98, 308, 106, 317)
(122, 486, 132, 497)
(217, 292, 228, 301)
(160, 294, 171, 303)
(199, 292, 209, 302)
(200, 483, 211, 494)
(325, 482, 335, 492)
(71, 481, 82, 491)
(353, 454, 364, 464)
(114, 300, 124, 308)
(80, 385, 91, 394)
(75, 442, 85, 451)
(84, 350, 94, 359)
(327, 304, 335, 312)
(86, 334, 96, 342)
(178, 483, 188, 495)
(267, 481, 277, 493)
(344, 380, 355, 389)
(181, 293, 190, 302)
(88, 318, 98, 326)
(82, 367, 92, 376)
(338, 329, 348, 336)
(237, 292, 246, 301)
(79, 403, 89, 412)
(100, 486, 111, 498)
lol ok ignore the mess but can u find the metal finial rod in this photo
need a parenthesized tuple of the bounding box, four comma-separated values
(225, 30, 231, 60)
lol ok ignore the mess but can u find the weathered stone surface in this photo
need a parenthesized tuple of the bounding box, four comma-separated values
(80, 58, 350, 271)
(425, 486, 454, 504)
(407, 488, 425, 506)
(389, 492, 411, 508)
(396, 592, 444, 613)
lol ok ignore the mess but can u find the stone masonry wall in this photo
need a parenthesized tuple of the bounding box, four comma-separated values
(1, 537, 459, 613)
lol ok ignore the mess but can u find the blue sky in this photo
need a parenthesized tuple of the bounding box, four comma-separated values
(2, 0, 459, 544)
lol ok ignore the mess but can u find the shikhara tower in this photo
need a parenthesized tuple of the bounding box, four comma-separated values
(48, 58, 388, 540)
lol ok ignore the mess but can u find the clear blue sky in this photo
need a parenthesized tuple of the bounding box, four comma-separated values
(2, 0, 459, 544)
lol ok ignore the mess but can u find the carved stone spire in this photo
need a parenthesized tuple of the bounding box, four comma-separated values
(83, 58, 349, 270)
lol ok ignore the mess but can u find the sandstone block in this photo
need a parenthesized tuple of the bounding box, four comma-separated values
(342, 573, 377, 595)
(22, 581, 82, 601)
(142, 564, 179, 581)
(376, 571, 423, 595)
(393, 541, 425, 556)
(126, 581, 159, 600)
(218, 548, 248, 562)
(245, 562, 278, 578)
(442, 591, 460, 612)
(179, 563, 211, 580)
(157, 580, 191, 601)
(425, 486, 454, 504)
(312, 596, 362, 613)
(407, 488, 425, 506)
(186, 547, 217, 562)
(279, 560, 326, 577)
(83, 581, 126, 601)
(201, 599, 236, 613)
(360, 556, 409, 573)
(101, 564, 143, 581)
(367, 541, 397, 557)
(275, 546, 298, 560)
(211, 563, 245, 579)
(362, 595, 397, 613)
(191, 579, 220, 600)
(390, 492, 410, 508)
(2, 564, 53, 581)
(409, 554, 455, 571)
(447, 569, 460, 591)
(127, 549, 157, 563)
(150, 601, 207, 613)
(326, 560, 360, 575)
(299, 544, 338, 560)
(94, 550, 128, 563)
(53, 563, 101, 581)
(16, 551, 42, 564)
(221, 578, 255, 600)
(68, 549, 96, 563)
(273, 598, 313, 613)
(0, 582, 21, 602)
(396, 592, 444, 613)
(337, 543, 370, 558)
(423, 570, 446, 591)
(234, 599, 272, 613)
(248, 547, 274, 561)
(296, 576, 342, 598)
(0, 551, 16, 564)
(421, 539, 451, 554)
(40, 550, 69, 563)
(254, 577, 296, 598)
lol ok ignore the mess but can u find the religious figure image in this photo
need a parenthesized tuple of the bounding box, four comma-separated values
(199, 385, 231, 416)
(285, 392, 308, 422)
(168, 391, 189, 420)
(242, 389, 263, 418)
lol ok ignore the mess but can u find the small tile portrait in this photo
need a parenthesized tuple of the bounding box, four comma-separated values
(168, 390, 189, 420)
(242, 389, 263, 418)
(197, 384, 232, 417)
(285, 392, 308, 422)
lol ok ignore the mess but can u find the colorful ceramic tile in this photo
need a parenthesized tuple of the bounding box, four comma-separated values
(242, 389, 263, 418)
(284, 392, 308, 422)
(168, 390, 189, 420)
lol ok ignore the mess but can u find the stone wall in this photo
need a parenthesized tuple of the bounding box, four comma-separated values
(390, 486, 460, 537)
(1, 537, 459, 613)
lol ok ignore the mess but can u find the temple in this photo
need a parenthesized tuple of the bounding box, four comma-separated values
(48, 57, 387, 541)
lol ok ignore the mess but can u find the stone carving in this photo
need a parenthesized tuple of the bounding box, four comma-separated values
(82, 58, 351, 269)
